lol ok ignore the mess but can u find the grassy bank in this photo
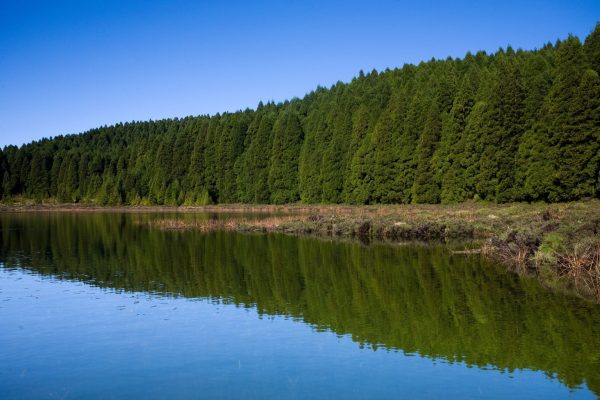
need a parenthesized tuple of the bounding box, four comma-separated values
(151, 201, 600, 302)
(2, 200, 599, 301)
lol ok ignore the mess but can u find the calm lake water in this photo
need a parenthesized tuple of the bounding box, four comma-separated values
(1, 212, 599, 399)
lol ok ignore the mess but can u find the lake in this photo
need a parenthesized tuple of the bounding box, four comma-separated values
(1, 212, 599, 399)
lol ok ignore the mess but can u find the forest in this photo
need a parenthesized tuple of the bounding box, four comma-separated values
(0, 24, 599, 205)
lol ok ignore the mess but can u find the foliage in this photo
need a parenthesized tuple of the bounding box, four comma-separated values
(1, 25, 599, 205)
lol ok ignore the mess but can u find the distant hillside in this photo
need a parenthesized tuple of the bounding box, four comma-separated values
(1, 24, 599, 205)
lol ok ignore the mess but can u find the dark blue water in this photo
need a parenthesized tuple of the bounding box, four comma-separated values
(0, 213, 598, 399)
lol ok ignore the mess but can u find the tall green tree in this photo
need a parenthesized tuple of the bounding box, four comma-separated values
(475, 55, 526, 202)
(435, 74, 476, 203)
(518, 36, 597, 201)
(268, 111, 304, 204)
(1, 27, 599, 206)
(299, 111, 326, 203)
(584, 22, 600, 74)
(412, 101, 442, 203)
(237, 109, 275, 203)
(321, 94, 353, 203)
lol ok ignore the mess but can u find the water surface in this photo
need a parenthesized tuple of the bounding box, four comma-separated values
(1, 212, 599, 399)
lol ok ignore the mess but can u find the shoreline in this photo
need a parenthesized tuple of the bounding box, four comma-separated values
(2, 200, 599, 302)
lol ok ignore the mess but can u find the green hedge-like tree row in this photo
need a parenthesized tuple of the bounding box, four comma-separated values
(1, 24, 599, 205)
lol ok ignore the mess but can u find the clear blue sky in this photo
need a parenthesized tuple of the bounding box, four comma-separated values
(1, 0, 599, 147)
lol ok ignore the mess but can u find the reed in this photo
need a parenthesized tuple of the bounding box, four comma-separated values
(556, 242, 600, 301)
(152, 215, 306, 233)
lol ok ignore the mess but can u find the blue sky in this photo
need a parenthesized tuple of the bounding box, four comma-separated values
(0, 0, 599, 147)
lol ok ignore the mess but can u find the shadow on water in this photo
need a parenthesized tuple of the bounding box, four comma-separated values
(1, 212, 600, 395)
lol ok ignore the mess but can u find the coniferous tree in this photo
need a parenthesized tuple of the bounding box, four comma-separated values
(585, 22, 600, 74)
(28, 149, 49, 199)
(235, 113, 262, 203)
(237, 110, 275, 203)
(435, 75, 475, 203)
(397, 88, 429, 203)
(461, 101, 488, 199)
(475, 55, 526, 202)
(321, 94, 353, 203)
(1, 27, 598, 206)
(202, 116, 222, 202)
(49, 152, 63, 198)
(268, 111, 303, 204)
(299, 111, 326, 203)
(187, 119, 211, 205)
(216, 114, 249, 203)
(342, 104, 369, 203)
(518, 36, 595, 201)
(555, 68, 600, 199)
(412, 101, 442, 203)
(372, 91, 407, 203)
(346, 122, 376, 204)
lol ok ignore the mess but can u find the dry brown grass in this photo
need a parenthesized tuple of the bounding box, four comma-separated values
(497, 245, 531, 273)
(556, 242, 600, 301)
(155, 219, 238, 232)
(153, 215, 306, 233)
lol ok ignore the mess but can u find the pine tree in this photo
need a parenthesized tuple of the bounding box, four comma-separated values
(346, 122, 376, 204)
(1, 27, 598, 206)
(555, 68, 600, 199)
(321, 95, 353, 203)
(299, 112, 326, 203)
(475, 55, 526, 202)
(397, 88, 429, 203)
(372, 92, 407, 203)
(435, 75, 475, 203)
(235, 113, 262, 203)
(518, 36, 592, 201)
(584, 22, 600, 74)
(216, 114, 249, 203)
(238, 110, 275, 203)
(64, 153, 80, 202)
(461, 101, 488, 199)
(268, 111, 304, 204)
(202, 116, 222, 201)
(187, 119, 210, 205)
(28, 149, 49, 199)
(342, 104, 370, 203)
(412, 101, 442, 203)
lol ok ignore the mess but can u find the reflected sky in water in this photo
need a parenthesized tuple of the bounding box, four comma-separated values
(0, 212, 598, 399)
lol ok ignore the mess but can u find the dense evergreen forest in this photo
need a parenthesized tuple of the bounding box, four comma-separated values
(1, 25, 599, 205)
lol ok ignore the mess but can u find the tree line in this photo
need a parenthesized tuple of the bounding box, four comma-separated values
(1, 24, 599, 205)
